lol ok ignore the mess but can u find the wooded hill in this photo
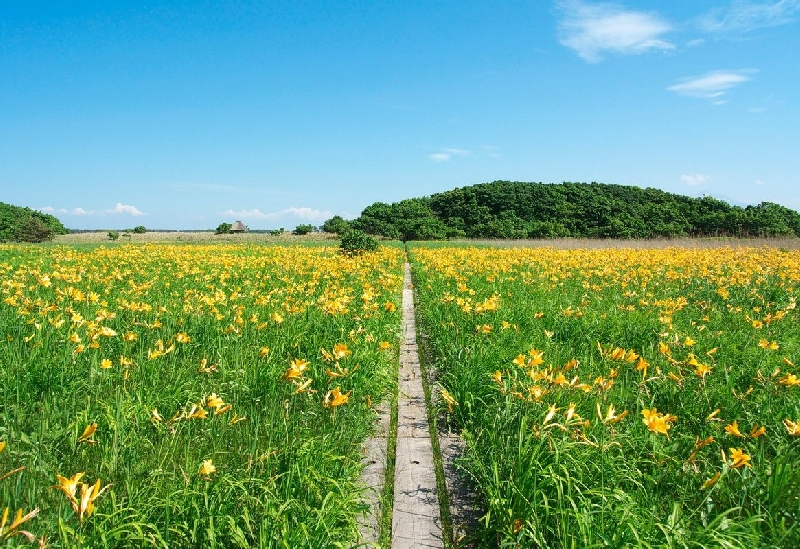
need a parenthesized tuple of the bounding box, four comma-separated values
(0, 202, 69, 242)
(352, 181, 800, 241)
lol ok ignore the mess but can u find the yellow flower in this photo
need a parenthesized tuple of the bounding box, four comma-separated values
(440, 389, 458, 413)
(206, 393, 225, 410)
(693, 363, 713, 379)
(259, 346, 270, 358)
(758, 339, 779, 350)
(599, 403, 628, 424)
(54, 472, 84, 501)
(283, 358, 309, 380)
(99, 358, 113, 369)
(175, 332, 191, 343)
(379, 341, 392, 350)
(0, 506, 40, 541)
(724, 421, 744, 438)
(199, 459, 216, 476)
(333, 343, 352, 360)
(779, 373, 800, 387)
(78, 423, 98, 444)
(324, 387, 351, 408)
(728, 447, 751, 469)
(749, 424, 766, 438)
(642, 408, 676, 437)
(783, 419, 800, 435)
(701, 471, 721, 490)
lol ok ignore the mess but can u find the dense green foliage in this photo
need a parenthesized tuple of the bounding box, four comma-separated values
(339, 228, 378, 256)
(215, 222, 233, 234)
(353, 181, 800, 240)
(293, 224, 314, 235)
(0, 202, 69, 242)
(132, 225, 147, 234)
(322, 215, 351, 235)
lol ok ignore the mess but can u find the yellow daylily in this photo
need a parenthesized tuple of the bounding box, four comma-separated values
(728, 448, 751, 469)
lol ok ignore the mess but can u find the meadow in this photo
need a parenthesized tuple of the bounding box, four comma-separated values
(0, 243, 404, 548)
(3, 238, 800, 548)
(409, 244, 800, 548)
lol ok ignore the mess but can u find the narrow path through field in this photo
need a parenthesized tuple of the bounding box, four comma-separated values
(391, 262, 445, 548)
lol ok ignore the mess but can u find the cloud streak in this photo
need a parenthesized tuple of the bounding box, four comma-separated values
(428, 148, 471, 162)
(557, 0, 674, 62)
(668, 70, 754, 101)
(220, 207, 333, 223)
(39, 203, 146, 216)
(698, 0, 800, 34)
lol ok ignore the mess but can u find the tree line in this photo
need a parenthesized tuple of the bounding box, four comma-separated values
(331, 181, 800, 241)
(0, 202, 69, 243)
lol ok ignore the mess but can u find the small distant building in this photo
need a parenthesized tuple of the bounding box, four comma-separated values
(230, 220, 248, 233)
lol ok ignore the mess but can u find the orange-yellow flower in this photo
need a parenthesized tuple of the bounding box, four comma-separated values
(325, 387, 351, 408)
(78, 423, 98, 444)
(724, 421, 744, 437)
(332, 343, 352, 360)
(780, 373, 800, 387)
(783, 419, 800, 435)
(728, 447, 751, 469)
(440, 389, 457, 412)
(701, 471, 721, 490)
(199, 459, 216, 476)
(283, 358, 309, 380)
(642, 408, 676, 437)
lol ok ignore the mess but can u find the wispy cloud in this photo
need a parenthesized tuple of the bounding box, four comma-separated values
(428, 148, 471, 162)
(221, 207, 332, 223)
(698, 0, 800, 34)
(556, 0, 674, 63)
(681, 174, 710, 186)
(668, 70, 755, 102)
(39, 203, 146, 216)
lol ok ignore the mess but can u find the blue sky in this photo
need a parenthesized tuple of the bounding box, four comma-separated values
(2, 1, 799, 230)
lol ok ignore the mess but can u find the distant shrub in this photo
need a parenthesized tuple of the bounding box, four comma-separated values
(132, 225, 147, 234)
(215, 222, 232, 235)
(293, 224, 314, 236)
(107, 231, 120, 241)
(268, 228, 285, 236)
(339, 229, 378, 256)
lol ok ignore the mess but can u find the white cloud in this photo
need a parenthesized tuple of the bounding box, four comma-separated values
(755, 179, 766, 185)
(668, 70, 754, 100)
(698, 0, 800, 34)
(557, 1, 674, 63)
(221, 207, 333, 223)
(681, 174, 710, 186)
(428, 148, 471, 162)
(39, 204, 146, 216)
(109, 203, 145, 216)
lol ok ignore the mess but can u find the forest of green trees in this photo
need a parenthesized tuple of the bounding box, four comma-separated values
(346, 181, 800, 241)
(0, 202, 69, 242)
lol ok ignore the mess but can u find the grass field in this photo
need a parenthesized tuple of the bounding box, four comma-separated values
(409, 244, 800, 548)
(3, 237, 800, 548)
(0, 243, 403, 548)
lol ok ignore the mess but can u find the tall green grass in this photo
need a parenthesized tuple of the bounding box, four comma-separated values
(0, 243, 404, 548)
(410, 245, 800, 548)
